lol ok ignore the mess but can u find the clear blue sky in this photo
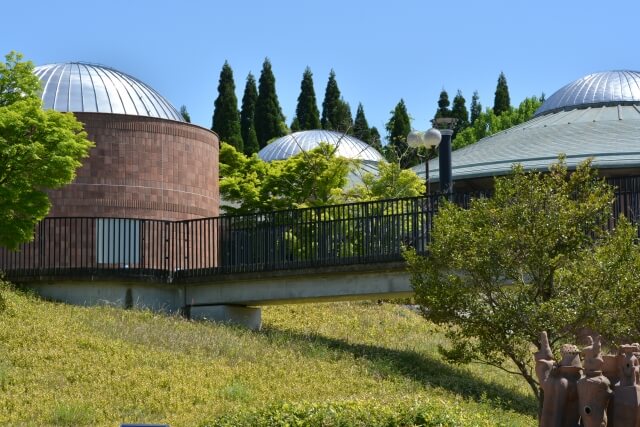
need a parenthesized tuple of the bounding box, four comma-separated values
(3, 0, 639, 140)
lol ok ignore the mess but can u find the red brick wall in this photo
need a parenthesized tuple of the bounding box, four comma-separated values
(47, 113, 219, 220)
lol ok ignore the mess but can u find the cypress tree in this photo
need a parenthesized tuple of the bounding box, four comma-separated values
(493, 72, 511, 116)
(385, 99, 414, 168)
(353, 103, 371, 144)
(470, 90, 482, 125)
(319, 70, 353, 133)
(292, 67, 321, 131)
(255, 58, 287, 148)
(240, 73, 259, 155)
(369, 126, 383, 153)
(434, 89, 451, 119)
(451, 90, 469, 135)
(179, 105, 191, 123)
(212, 61, 243, 150)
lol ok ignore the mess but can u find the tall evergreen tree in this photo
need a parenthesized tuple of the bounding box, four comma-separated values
(255, 58, 287, 148)
(212, 61, 243, 150)
(369, 126, 383, 153)
(352, 103, 371, 144)
(493, 72, 511, 116)
(451, 90, 469, 136)
(240, 73, 259, 155)
(434, 89, 451, 119)
(292, 67, 321, 131)
(385, 99, 415, 168)
(179, 105, 191, 123)
(320, 69, 352, 132)
(470, 90, 482, 125)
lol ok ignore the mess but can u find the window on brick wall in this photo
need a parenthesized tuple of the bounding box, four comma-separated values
(96, 219, 140, 266)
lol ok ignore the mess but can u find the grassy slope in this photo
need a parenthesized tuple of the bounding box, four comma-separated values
(0, 286, 536, 426)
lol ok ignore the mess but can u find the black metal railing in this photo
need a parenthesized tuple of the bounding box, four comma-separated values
(2, 175, 640, 283)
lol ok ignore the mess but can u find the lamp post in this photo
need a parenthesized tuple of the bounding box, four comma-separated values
(407, 128, 442, 195)
(408, 117, 456, 196)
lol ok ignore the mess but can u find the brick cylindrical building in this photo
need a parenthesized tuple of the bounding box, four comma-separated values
(34, 62, 219, 221)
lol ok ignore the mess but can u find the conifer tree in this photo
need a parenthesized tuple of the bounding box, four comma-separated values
(353, 103, 371, 144)
(470, 90, 482, 125)
(451, 90, 469, 136)
(321, 70, 352, 132)
(255, 58, 287, 148)
(493, 72, 511, 116)
(240, 73, 259, 155)
(369, 126, 383, 153)
(292, 67, 321, 131)
(385, 99, 415, 168)
(179, 105, 191, 123)
(212, 61, 243, 151)
(434, 89, 451, 119)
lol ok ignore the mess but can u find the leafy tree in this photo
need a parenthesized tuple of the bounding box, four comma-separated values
(352, 103, 371, 144)
(0, 51, 93, 249)
(179, 105, 191, 123)
(453, 96, 542, 150)
(240, 73, 259, 155)
(338, 161, 424, 202)
(405, 158, 640, 408)
(219, 142, 353, 214)
(292, 67, 320, 131)
(450, 90, 469, 136)
(255, 58, 287, 148)
(469, 90, 481, 125)
(212, 61, 243, 150)
(493, 72, 511, 116)
(321, 70, 352, 132)
(384, 99, 415, 168)
(434, 89, 451, 119)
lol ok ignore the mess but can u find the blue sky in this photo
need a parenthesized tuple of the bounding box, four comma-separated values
(3, 0, 639, 140)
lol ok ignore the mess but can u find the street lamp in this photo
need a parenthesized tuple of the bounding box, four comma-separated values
(407, 117, 456, 195)
(407, 128, 441, 195)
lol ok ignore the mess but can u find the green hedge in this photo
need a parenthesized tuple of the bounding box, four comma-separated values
(202, 399, 523, 427)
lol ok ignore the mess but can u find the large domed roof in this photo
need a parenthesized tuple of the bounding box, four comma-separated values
(258, 130, 384, 162)
(535, 70, 640, 117)
(34, 62, 184, 122)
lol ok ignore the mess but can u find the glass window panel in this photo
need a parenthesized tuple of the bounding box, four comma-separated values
(42, 66, 63, 109)
(69, 65, 84, 112)
(79, 64, 97, 112)
(95, 68, 124, 114)
(54, 64, 71, 111)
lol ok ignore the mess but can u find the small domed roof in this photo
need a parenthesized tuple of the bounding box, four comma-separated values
(258, 130, 384, 162)
(535, 70, 640, 117)
(34, 62, 184, 121)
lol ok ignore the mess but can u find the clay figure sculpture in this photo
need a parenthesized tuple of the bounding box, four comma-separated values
(577, 335, 612, 426)
(611, 344, 640, 426)
(536, 331, 583, 427)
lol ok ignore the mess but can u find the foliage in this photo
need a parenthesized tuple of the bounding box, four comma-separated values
(369, 126, 383, 152)
(255, 58, 287, 148)
(434, 89, 451, 119)
(291, 67, 320, 131)
(219, 142, 353, 213)
(320, 70, 352, 133)
(405, 158, 640, 405)
(240, 73, 259, 155)
(179, 105, 191, 123)
(470, 90, 482, 125)
(205, 398, 526, 427)
(337, 161, 425, 202)
(352, 103, 371, 144)
(0, 286, 536, 425)
(0, 51, 93, 250)
(212, 61, 243, 150)
(453, 96, 543, 150)
(451, 89, 470, 136)
(493, 72, 511, 116)
(384, 99, 415, 168)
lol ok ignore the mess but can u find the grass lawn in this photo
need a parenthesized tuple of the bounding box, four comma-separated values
(0, 284, 536, 426)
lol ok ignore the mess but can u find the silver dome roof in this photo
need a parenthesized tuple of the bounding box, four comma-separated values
(258, 130, 384, 162)
(34, 62, 184, 122)
(535, 70, 640, 117)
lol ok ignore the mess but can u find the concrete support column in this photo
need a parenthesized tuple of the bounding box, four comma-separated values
(189, 305, 262, 330)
